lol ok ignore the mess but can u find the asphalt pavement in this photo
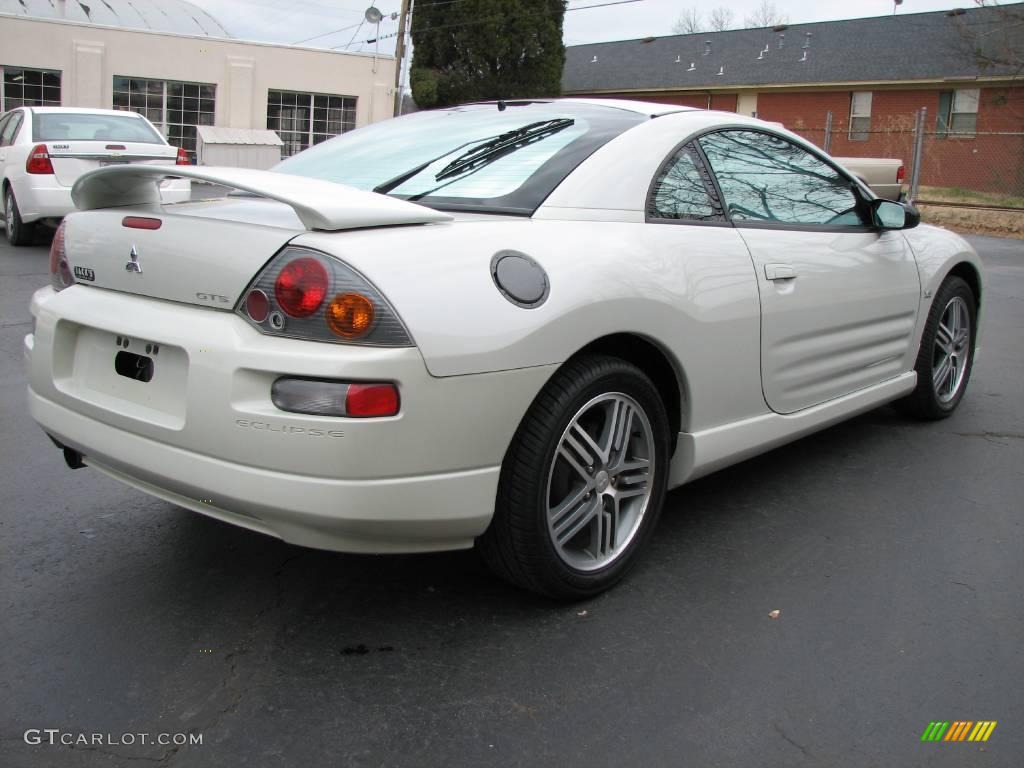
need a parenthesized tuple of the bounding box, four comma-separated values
(1, 229, 1022, 767)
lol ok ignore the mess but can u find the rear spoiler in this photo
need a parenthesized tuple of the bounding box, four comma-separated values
(70, 165, 453, 232)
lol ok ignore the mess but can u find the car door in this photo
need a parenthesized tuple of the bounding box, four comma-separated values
(0, 112, 16, 168)
(697, 128, 920, 414)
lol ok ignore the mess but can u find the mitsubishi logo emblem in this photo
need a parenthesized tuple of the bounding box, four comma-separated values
(126, 244, 143, 274)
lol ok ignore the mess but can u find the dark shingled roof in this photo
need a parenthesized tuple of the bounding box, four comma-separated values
(562, 4, 1024, 93)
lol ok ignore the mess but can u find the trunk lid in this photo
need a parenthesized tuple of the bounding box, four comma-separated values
(47, 141, 180, 187)
(63, 200, 305, 309)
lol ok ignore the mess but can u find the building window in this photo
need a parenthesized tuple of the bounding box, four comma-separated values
(112, 77, 215, 159)
(267, 90, 357, 158)
(1, 67, 61, 110)
(849, 91, 872, 141)
(937, 88, 980, 137)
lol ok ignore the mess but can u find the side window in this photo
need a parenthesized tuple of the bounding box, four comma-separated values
(648, 142, 724, 221)
(0, 115, 10, 146)
(1, 112, 22, 146)
(699, 130, 866, 227)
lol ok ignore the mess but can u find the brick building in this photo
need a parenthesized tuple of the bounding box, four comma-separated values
(562, 5, 1024, 195)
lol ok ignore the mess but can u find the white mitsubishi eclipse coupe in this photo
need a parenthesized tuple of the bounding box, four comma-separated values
(24, 99, 982, 598)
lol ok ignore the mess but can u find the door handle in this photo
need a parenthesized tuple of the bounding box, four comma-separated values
(764, 263, 797, 281)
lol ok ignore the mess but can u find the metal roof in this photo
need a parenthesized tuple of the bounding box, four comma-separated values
(0, 0, 229, 38)
(196, 126, 283, 145)
(563, 5, 1024, 94)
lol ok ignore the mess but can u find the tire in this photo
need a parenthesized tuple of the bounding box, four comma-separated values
(478, 354, 671, 600)
(4, 186, 36, 246)
(896, 275, 977, 420)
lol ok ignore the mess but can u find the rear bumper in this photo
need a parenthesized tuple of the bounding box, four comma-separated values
(29, 388, 499, 552)
(24, 285, 557, 553)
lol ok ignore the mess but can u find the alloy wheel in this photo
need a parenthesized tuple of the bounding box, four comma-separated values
(932, 295, 971, 403)
(545, 392, 655, 571)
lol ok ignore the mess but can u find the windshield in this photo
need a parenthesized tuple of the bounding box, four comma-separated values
(33, 113, 165, 143)
(273, 102, 646, 214)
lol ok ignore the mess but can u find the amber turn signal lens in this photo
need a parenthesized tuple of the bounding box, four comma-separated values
(325, 292, 375, 338)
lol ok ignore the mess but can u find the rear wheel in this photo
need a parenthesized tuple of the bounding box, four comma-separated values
(478, 355, 670, 599)
(897, 276, 977, 419)
(4, 186, 36, 246)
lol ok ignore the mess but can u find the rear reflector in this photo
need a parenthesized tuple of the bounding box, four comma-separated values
(271, 378, 400, 418)
(122, 216, 162, 230)
(26, 144, 54, 174)
(346, 383, 400, 418)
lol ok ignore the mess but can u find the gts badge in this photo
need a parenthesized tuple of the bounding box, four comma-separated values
(196, 292, 230, 304)
(73, 266, 95, 281)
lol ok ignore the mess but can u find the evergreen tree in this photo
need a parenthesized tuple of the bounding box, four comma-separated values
(410, 0, 567, 108)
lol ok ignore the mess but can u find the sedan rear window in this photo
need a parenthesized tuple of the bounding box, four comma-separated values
(274, 102, 647, 215)
(33, 113, 165, 143)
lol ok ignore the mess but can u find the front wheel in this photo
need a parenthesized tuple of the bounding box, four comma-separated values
(478, 355, 671, 599)
(897, 275, 977, 419)
(4, 186, 36, 246)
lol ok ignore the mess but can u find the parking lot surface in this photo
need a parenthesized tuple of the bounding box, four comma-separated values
(1, 231, 1021, 767)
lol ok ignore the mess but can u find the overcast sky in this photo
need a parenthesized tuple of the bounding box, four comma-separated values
(190, 0, 981, 55)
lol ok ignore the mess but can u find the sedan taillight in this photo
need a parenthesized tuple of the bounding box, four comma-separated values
(176, 147, 190, 165)
(897, 165, 906, 184)
(49, 221, 74, 292)
(27, 144, 55, 175)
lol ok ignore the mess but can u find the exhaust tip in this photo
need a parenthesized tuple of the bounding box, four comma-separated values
(63, 447, 86, 470)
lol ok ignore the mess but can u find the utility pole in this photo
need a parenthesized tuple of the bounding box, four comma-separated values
(393, 0, 411, 116)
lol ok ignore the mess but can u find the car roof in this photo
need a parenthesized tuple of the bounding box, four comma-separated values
(26, 107, 147, 117)
(558, 98, 697, 117)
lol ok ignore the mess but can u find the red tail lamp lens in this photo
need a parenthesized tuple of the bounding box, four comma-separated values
(49, 221, 73, 288)
(26, 144, 54, 174)
(897, 165, 906, 184)
(176, 147, 190, 165)
(325, 292, 375, 339)
(345, 383, 400, 417)
(245, 289, 270, 322)
(274, 257, 328, 318)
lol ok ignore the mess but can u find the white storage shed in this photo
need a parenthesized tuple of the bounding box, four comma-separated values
(196, 126, 284, 169)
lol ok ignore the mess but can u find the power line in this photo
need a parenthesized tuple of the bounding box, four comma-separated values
(292, 20, 371, 45)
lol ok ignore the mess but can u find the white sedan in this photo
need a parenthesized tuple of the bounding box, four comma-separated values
(24, 99, 983, 598)
(1, 107, 190, 245)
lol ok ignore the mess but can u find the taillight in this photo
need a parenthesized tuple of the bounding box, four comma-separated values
(27, 144, 55, 174)
(897, 165, 906, 184)
(274, 257, 329, 318)
(271, 378, 400, 418)
(236, 246, 412, 347)
(345, 383, 400, 417)
(49, 221, 73, 292)
(176, 147, 190, 165)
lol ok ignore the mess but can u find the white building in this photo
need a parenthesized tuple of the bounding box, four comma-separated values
(0, 0, 397, 160)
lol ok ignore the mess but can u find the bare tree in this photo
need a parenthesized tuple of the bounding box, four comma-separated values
(672, 8, 703, 35)
(743, 0, 789, 28)
(951, 1, 1024, 74)
(708, 7, 736, 31)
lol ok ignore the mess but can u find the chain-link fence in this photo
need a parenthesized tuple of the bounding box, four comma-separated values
(790, 110, 1024, 209)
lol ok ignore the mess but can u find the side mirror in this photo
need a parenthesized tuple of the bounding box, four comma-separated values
(872, 198, 920, 230)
